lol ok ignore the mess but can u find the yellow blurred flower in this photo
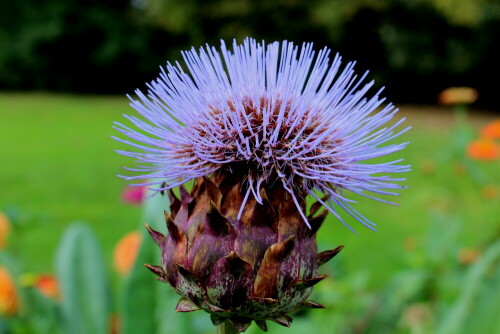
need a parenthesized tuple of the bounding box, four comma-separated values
(480, 119, 500, 140)
(458, 248, 481, 264)
(0, 267, 19, 316)
(0, 212, 11, 249)
(438, 87, 478, 105)
(466, 139, 500, 161)
(114, 231, 142, 276)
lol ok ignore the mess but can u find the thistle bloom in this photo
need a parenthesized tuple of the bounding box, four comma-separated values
(114, 38, 409, 331)
(115, 38, 409, 232)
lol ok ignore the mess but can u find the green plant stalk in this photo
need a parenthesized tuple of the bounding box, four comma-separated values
(217, 321, 239, 334)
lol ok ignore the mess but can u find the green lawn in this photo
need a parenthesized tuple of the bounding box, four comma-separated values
(1, 92, 498, 286)
(0, 93, 142, 272)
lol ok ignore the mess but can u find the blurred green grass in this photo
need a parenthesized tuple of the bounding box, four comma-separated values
(1, 92, 499, 290)
(0, 93, 142, 272)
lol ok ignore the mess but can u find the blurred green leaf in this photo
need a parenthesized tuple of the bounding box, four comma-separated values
(121, 189, 205, 334)
(120, 226, 158, 334)
(437, 240, 500, 334)
(55, 223, 111, 334)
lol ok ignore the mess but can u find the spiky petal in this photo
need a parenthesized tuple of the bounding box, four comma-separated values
(114, 38, 410, 231)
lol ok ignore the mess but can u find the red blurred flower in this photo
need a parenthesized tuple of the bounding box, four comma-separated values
(0, 267, 19, 316)
(480, 120, 500, 140)
(114, 231, 142, 276)
(466, 139, 500, 161)
(35, 275, 59, 300)
(121, 186, 147, 205)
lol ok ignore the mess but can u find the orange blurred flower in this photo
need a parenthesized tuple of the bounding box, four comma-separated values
(109, 313, 121, 334)
(0, 267, 19, 316)
(480, 119, 500, 140)
(114, 231, 142, 276)
(0, 212, 11, 249)
(438, 87, 478, 105)
(35, 275, 59, 300)
(466, 139, 500, 161)
(458, 248, 481, 264)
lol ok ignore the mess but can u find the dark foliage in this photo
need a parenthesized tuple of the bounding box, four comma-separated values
(0, 0, 499, 109)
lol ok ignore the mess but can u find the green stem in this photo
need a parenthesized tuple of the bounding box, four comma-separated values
(217, 321, 238, 334)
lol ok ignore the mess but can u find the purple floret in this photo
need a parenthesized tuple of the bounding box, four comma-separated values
(113, 38, 410, 232)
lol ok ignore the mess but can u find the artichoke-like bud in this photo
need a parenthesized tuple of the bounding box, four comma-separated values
(145, 171, 343, 332)
(115, 38, 409, 332)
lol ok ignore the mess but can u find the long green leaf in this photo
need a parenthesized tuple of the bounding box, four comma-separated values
(121, 190, 168, 334)
(436, 240, 500, 334)
(55, 223, 111, 334)
(120, 190, 207, 334)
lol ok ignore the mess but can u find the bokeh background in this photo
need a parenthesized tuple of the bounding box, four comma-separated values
(1, 0, 499, 334)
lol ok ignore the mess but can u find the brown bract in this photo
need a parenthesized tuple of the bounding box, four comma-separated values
(145, 169, 343, 332)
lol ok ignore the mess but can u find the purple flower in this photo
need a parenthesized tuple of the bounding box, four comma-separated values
(114, 38, 410, 232)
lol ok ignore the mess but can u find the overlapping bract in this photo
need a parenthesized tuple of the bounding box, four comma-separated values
(114, 38, 409, 231)
(145, 173, 343, 332)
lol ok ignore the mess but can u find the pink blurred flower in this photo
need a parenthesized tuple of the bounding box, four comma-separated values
(121, 185, 147, 205)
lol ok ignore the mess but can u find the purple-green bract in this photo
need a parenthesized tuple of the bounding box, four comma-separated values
(114, 38, 410, 232)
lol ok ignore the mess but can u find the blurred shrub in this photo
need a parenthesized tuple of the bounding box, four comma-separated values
(1, 0, 499, 108)
(0, 0, 174, 93)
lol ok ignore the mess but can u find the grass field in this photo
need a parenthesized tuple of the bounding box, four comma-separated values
(1, 93, 499, 333)
(0, 93, 143, 272)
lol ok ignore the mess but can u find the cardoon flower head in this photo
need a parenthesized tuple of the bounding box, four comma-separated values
(114, 38, 410, 331)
